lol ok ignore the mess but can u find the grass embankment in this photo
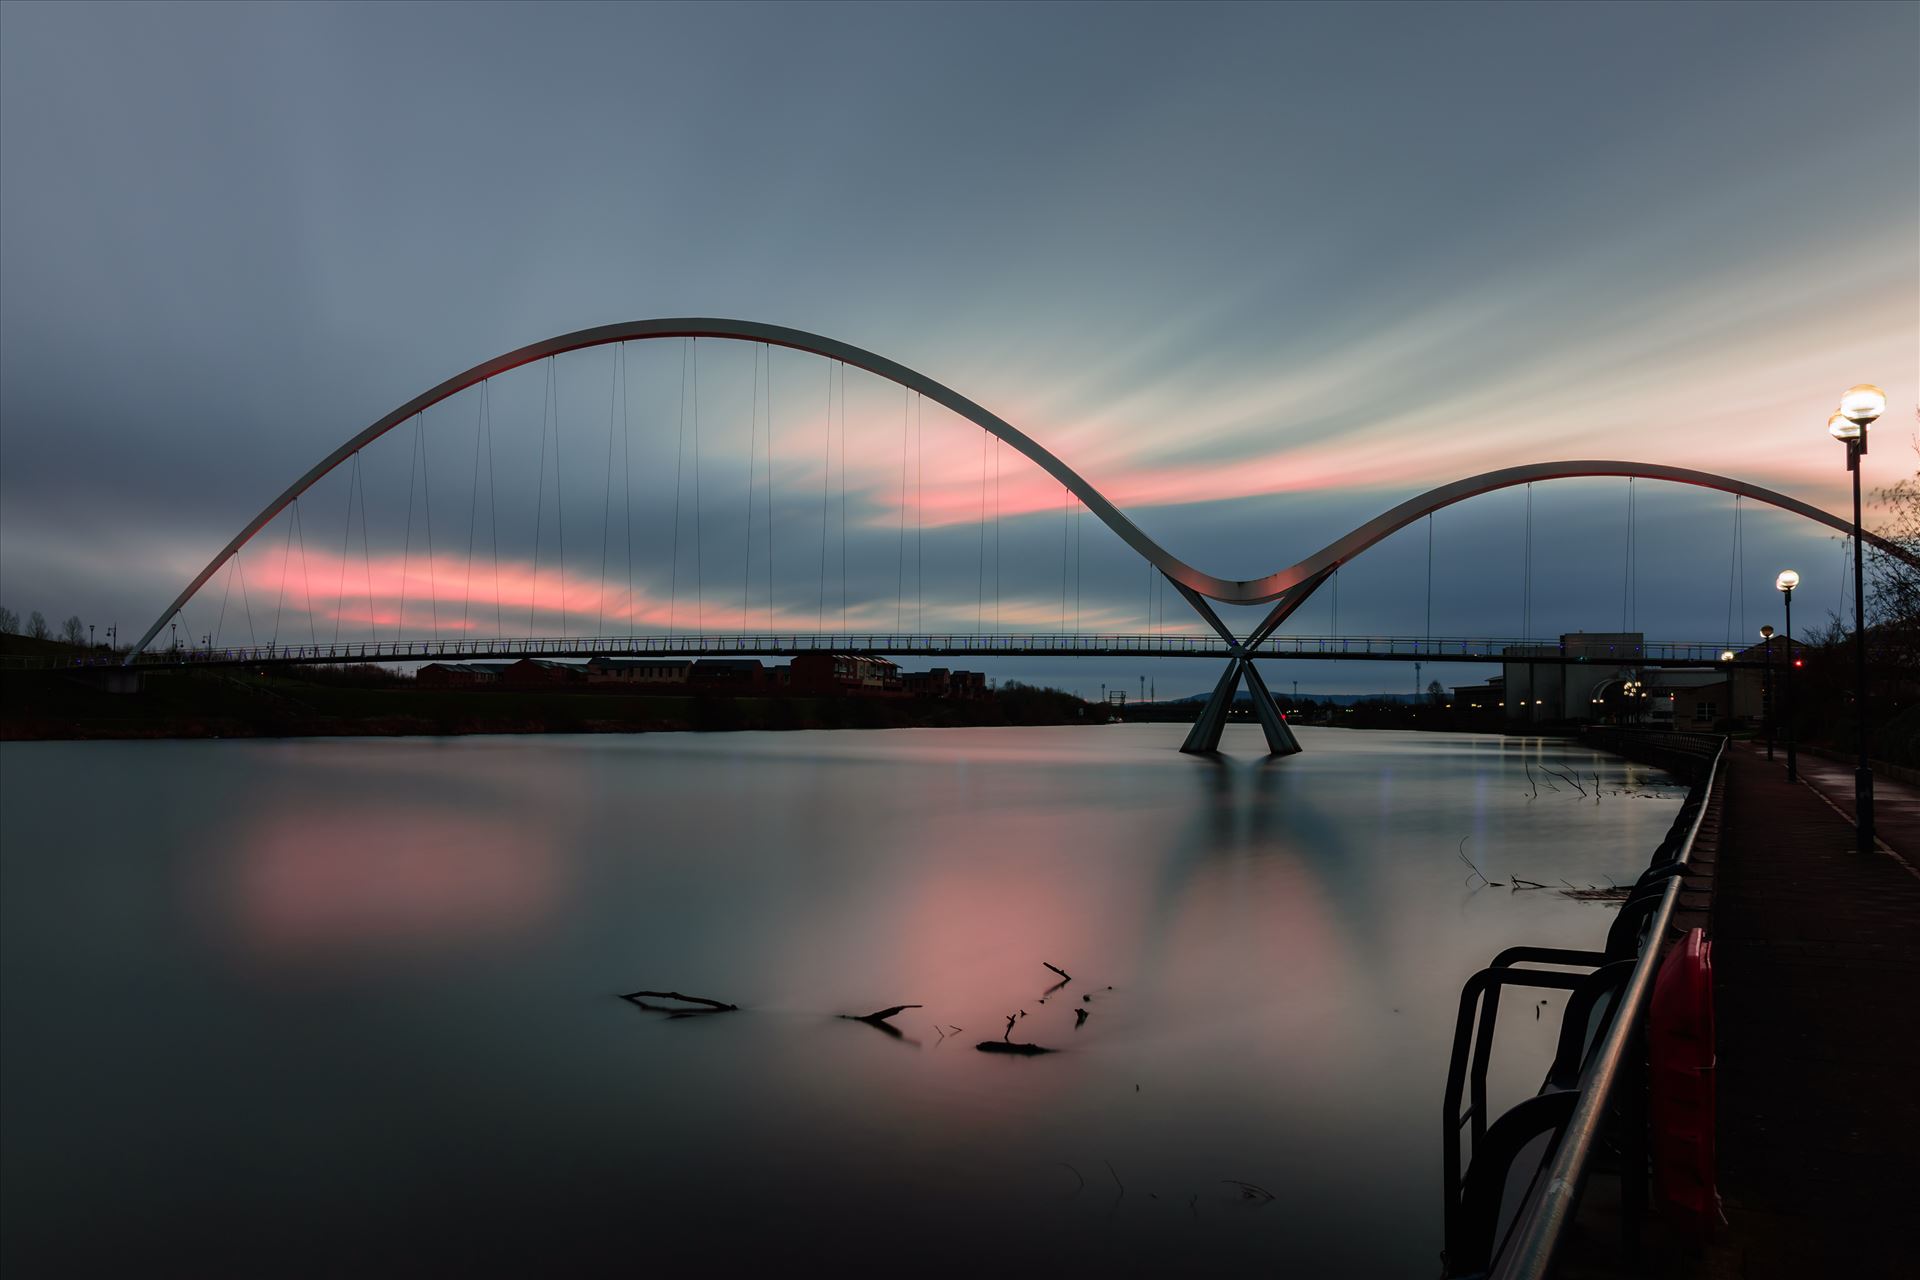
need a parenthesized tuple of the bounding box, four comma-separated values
(0, 665, 1094, 741)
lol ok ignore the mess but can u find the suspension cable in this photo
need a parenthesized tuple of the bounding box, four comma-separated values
(271, 506, 295, 646)
(620, 345, 635, 635)
(532, 364, 551, 637)
(421, 404, 438, 641)
(554, 357, 567, 639)
(1522, 483, 1533, 639)
(1724, 495, 1741, 647)
(668, 342, 685, 636)
(764, 344, 774, 630)
(839, 361, 848, 633)
(334, 455, 355, 646)
(1425, 511, 1434, 643)
(463, 382, 485, 635)
(602, 347, 619, 638)
(215, 557, 234, 647)
(897, 386, 908, 631)
(976, 427, 987, 634)
(1061, 485, 1070, 633)
(357, 452, 374, 643)
(1622, 478, 1636, 635)
(485, 381, 502, 638)
(818, 357, 831, 632)
(743, 343, 760, 627)
(400, 412, 421, 639)
(293, 498, 317, 646)
(915, 392, 923, 632)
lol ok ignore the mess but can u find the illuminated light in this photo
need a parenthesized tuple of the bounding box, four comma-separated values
(1839, 383, 1887, 425)
(1828, 410, 1862, 443)
(1720, 650, 1737, 663)
(1794, 658, 1804, 668)
(1759, 625, 1774, 639)
(1776, 569, 1800, 593)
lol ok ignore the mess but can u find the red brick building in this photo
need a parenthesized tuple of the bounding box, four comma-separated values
(416, 662, 503, 690)
(791, 653, 902, 696)
(499, 658, 588, 688)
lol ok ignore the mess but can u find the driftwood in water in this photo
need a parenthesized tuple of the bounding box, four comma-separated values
(620, 990, 739, 1016)
(1043, 961, 1071, 981)
(976, 1040, 1054, 1056)
(1075, 1008, 1089, 1028)
(840, 1004, 922, 1025)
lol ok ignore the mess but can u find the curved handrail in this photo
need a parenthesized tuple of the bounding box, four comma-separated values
(128, 319, 1920, 660)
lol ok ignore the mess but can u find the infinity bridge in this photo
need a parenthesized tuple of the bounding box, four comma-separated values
(123, 317, 1918, 756)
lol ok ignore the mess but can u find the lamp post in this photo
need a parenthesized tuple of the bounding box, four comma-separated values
(1777, 570, 1799, 781)
(1831, 383, 1885, 854)
(1759, 624, 1775, 760)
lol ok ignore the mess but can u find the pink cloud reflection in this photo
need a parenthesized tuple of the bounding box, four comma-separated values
(225, 804, 565, 958)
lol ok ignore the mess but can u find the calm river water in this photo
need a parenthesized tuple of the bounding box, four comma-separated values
(0, 725, 1680, 1276)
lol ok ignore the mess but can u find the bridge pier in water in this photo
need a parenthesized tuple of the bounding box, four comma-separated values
(1180, 656, 1301, 756)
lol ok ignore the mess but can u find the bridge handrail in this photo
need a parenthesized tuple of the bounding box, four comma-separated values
(1488, 733, 1726, 1280)
(10, 632, 1804, 671)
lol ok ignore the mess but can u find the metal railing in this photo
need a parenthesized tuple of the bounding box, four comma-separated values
(1488, 734, 1726, 1280)
(2, 632, 1776, 672)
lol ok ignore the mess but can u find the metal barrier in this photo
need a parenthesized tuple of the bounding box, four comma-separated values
(1487, 735, 1725, 1279)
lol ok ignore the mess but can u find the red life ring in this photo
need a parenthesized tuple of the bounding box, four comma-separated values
(1649, 926, 1717, 1234)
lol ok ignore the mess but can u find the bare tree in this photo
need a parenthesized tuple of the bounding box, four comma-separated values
(0, 606, 17, 634)
(60, 615, 86, 646)
(27, 611, 50, 641)
(1864, 439, 1919, 673)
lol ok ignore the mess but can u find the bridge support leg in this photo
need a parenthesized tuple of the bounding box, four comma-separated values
(1240, 660, 1302, 756)
(1181, 659, 1246, 755)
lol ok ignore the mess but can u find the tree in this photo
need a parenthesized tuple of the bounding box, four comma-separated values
(0, 606, 16, 634)
(1865, 443, 1920, 675)
(60, 615, 86, 646)
(26, 611, 49, 641)
(1426, 679, 1445, 706)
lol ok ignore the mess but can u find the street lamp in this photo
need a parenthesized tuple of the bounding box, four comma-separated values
(1719, 650, 1736, 663)
(1777, 570, 1799, 781)
(1759, 624, 1775, 760)
(1831, 382, 1884, 854)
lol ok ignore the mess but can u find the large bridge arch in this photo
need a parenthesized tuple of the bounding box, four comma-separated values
(1242, 461, 1920, 648)
(129, 317, 1249, 659)
(130, 318, 1917, 666)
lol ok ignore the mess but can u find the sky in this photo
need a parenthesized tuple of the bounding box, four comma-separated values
(2, 1, 1915, 697)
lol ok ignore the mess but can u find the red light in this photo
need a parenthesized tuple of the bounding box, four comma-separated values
(1793, 658, 1804, 668)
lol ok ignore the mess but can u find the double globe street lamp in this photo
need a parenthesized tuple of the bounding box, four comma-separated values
(1777, 571, 1799, 781)
(1828, 382, 1886, 854)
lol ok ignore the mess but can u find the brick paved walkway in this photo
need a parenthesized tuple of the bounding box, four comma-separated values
(1708, 744, 1920, 1277)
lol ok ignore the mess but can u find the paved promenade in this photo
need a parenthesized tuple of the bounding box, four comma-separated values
(1708, 743, 1920, 1277)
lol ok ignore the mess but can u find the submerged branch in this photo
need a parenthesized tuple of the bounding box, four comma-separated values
(620, 989, 738, 1014)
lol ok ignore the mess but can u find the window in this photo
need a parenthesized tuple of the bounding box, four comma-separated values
(1693, 700, 1717, 723)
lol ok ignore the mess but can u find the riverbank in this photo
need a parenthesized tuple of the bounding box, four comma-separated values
(0, 667, 1096, 741)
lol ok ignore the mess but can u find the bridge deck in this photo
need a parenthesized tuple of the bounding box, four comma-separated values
(66, 632, 1771, 671)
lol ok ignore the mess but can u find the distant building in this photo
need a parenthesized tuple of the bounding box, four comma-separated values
(792, 652, 902, 696)
(690, 658, 767, 691)
(586, 657, 692, 687)
(1494, 630, 1804, 728)
(417, 662, 502, 690)
(1502, 632, 1646, 722)
(500, 658, 588, 688)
